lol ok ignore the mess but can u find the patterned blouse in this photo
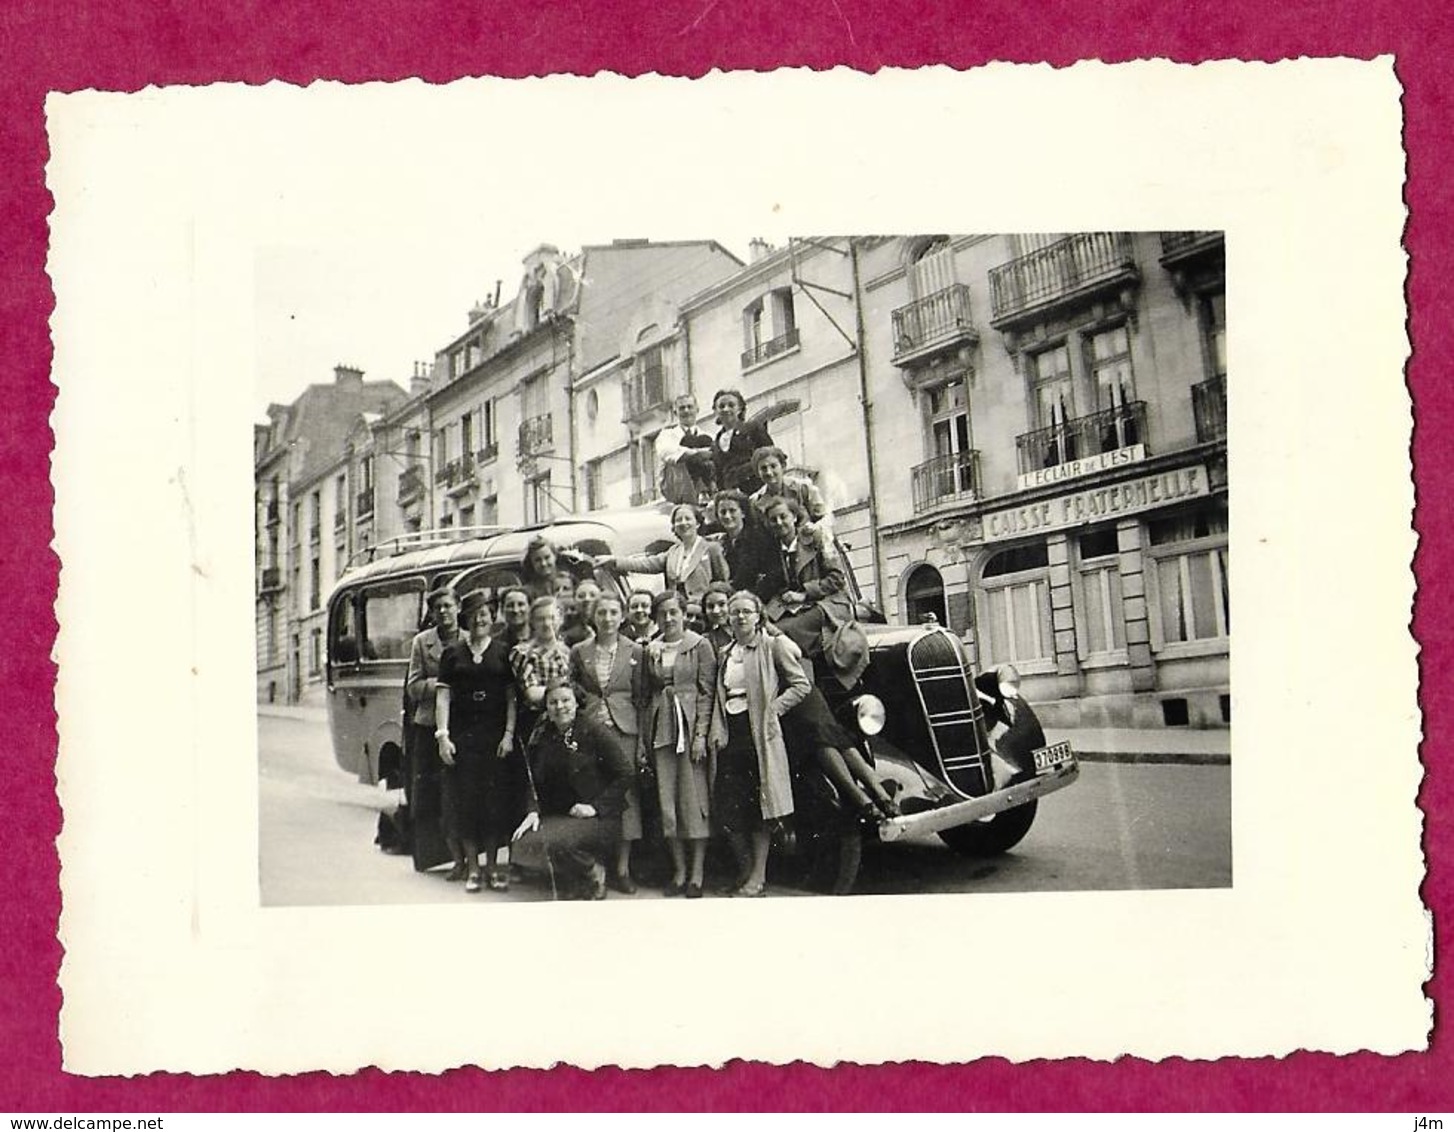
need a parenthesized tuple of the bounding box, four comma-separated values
(511, 638, 573, 699)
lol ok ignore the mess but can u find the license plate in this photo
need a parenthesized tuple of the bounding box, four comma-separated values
(1032, 740, 1074, 772)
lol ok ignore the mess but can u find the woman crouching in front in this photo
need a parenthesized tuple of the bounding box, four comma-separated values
(512, 681, 635, 900)
(707, 589, 810, 897)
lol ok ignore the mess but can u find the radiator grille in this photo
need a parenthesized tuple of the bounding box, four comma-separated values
(906, 630, 992, 797)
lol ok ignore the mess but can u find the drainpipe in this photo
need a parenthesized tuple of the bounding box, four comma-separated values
(849, 239, 885, 607)
(564, 327, 579, 513)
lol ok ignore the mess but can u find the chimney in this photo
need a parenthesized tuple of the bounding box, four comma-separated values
(410, 360, 431, 397)
(334, 364, 364, 388)
(748, 238, 776, 264)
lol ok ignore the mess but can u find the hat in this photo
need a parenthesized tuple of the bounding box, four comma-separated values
(458, 589, 491, 626)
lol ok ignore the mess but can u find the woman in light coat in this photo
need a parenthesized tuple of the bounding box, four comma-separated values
(598, 503, 728, 608)
(639, 590, 718, 898)
(707, 589, 810, 897)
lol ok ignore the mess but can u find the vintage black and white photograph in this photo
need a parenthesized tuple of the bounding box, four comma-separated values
(53, 62, 1423, 1072)
(254, 230, 1231, 905)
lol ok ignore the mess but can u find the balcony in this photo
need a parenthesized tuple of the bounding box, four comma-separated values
(518, 413, 554, 456)
(1160, 230, 1224, 268)
(623, 365, 669, 420)
(397, 464, 425, 503)
(1192, 377, 1227, 443)
(989, 233, 1138, 329)
(740, 328, 800, 370)
(475, 443, 499, 465)
(355, 488, 374, 518)
(259, 566, 282, 593)
(892, 284, 978, 367)
(445, 452, 477, 496)
(1016, 401, 1148, 475)
(911, 450, 981, 514)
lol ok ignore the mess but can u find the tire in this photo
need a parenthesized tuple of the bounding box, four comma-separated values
(937, 800, 1038, 856)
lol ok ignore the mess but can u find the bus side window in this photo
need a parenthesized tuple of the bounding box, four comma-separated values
(448, 567, 524, 619)
(358, 580, 425, 662)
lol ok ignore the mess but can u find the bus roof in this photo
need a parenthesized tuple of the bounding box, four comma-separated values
(332, 501, 678, 592)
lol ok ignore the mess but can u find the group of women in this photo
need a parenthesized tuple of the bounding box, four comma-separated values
(400, 414, 898, 899)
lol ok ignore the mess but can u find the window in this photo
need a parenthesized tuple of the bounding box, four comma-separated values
(309, 492, 322, 541)
(1148, 507, 1230, 646)
(356, 580, 425, 662)
(459, 504, 475, 529)
(433, 428, 447, 477)
(334, 475, 347, 529)
(461, 410, 474, 455)
(585, 459, 603, 511)
(522, 374, 549, 422)
(741, 289, 798, 367)
(310, 556, 321, 611)
(925, 376, 974, 496)
(909, 236, 956, 300)
(1076, 527, 1125, 659)
(480, 399, 497, 455)
(978, 544, 1054, 668)
(309, 628, 322, 675)
(904, 564, 948, 627)
(1201, 291, 1226, 381)
(479, 495, 499, 526)
(329, 593, 359, 664)
(629, 435, 657, 504)
(526, 473, 553, 524)
(1030, 344, 1077, 465)
(1088, 325, 1139, 449)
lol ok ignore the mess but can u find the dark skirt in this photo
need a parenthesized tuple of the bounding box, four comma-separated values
(441, 717, 523, 848)
(781, 686, 855, 754)
(713, 710, 764, 833)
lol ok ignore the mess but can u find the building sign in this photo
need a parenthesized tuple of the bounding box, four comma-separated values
(1016, 444, 1147, 491)
(983, 464, 1209, 543)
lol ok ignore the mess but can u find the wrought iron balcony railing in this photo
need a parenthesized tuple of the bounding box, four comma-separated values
(518, 413, 554, 456)
(1192, 377, 1227, 443)
(475, 443, 499, 465)
(989, 233, 1137, 326)
(1160, 231, 1224, 262)
(623, 364, 670, 420)
(259, 566, 282, 593)
(892, 284, 976, 363)
(740, 328, 800, 369)
(911, 450, 981, 514)
(1015, 401, 1148, 474)
(397, 464, 425, 502)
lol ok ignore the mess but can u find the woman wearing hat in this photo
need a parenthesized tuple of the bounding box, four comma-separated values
(435, 588, 522, 892)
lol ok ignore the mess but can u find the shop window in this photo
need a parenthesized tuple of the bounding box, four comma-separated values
(904, 564, 948, 627)
(978, 543, 1053, 669)
(1148, 506, 1230, 647)
(1077, 527, 1125, 659)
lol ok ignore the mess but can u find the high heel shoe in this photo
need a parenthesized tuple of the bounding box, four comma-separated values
(464, 871, 482, 893)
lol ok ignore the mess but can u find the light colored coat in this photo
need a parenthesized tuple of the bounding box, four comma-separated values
(616, 538, 729, 602)
(405, 627, 459, 727)
(640, 630, 718, 752)
(708, 630, 810, 821)
(567, 636, 643, 736)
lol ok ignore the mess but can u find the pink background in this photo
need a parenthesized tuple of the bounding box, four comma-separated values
(3, 0, 1447, 1110)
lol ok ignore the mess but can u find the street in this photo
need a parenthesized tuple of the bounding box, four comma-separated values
(259, 709, 1231, 906)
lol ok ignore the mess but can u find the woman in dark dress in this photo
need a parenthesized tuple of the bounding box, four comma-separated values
(709, 388, 773, 495)
(435, 588, 521, 893)
(712, 489, 782, 601)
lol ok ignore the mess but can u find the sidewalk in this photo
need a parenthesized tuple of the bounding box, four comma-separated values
(258, 702, 1229, 764)
(1047, 726, 1230, 765)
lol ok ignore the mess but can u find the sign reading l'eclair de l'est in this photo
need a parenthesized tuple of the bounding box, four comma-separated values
(983, 464, 1209, 542)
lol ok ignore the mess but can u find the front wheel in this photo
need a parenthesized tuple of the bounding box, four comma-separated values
(937, 800, 1038, 856)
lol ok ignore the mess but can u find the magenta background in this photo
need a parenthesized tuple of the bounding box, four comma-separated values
(2, 0, 1447, 1110)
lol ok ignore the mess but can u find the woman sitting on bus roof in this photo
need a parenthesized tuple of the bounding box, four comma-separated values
(511, 681, 635, 901)
(709, 388, 774, 495)
(747, 446, 830, 534)
(567, 591, 646, 894)
(596, 503, 729, 609)
(707, 589, 810, 898)
(712, 489, 780, 600)
(434, 589, 521, 893)
(510, 596, 573, 750)
(519, 534, 591, 603)
(640, 590, 718, 898)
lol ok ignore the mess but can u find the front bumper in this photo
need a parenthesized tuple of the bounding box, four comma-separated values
(875, 760, 1080, 843)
